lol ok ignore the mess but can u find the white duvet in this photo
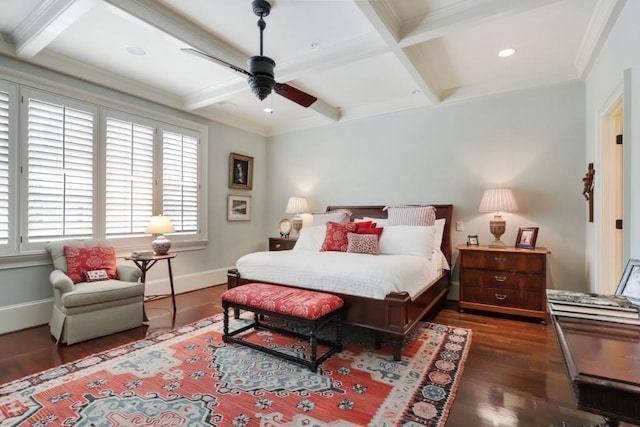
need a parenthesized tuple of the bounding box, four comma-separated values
(235, 249, 449, 300)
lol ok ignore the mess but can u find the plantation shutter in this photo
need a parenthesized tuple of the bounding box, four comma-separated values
(105, 117, 154, 237)
(162, 130, 198, 233)
(26, 97, 94, 242)
(0, 90, 9, 245)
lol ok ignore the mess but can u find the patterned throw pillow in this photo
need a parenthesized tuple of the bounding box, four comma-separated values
(320, 221, 359, 252)
(347, 233, 379, 255)
(84, 269, 110, 282)
(385, 205, 436, 226)
(64, 246, 118, 284)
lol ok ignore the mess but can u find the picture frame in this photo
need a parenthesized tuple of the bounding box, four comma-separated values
(279, 218, 292, 238)
(615, 259, 640, 303)
(229, 153, 253, 190)
(227, 194, 251, 221)
(515, 227, 538, 249)
(467, 235, 479, 246)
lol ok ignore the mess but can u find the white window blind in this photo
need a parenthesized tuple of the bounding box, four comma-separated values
(105, 117, 154, 237)
(26, 97, 94, 242)
(162, 130, 198, 233)
(0, 90, 9, 245)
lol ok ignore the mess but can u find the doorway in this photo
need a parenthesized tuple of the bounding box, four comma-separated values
(599, 95, 623, 293)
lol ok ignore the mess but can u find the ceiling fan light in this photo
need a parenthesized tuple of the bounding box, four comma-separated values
(247, 55, 276, 100)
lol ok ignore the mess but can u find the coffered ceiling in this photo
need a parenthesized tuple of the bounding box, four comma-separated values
(0, 0, 624, 136)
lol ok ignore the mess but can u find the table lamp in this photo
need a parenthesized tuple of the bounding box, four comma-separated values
(478, 188, 519, 248)
(146, 215, 175, 255)
(285, 196, 309, 235)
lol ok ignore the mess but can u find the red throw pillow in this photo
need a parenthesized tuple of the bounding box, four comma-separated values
(321, 222, 359, 252)
(356, 227, 384, 237)
(355, 220, 374, 229)
(64, 246, 118, 284)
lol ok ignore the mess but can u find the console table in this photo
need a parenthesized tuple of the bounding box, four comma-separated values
(549, 313, 640, 426)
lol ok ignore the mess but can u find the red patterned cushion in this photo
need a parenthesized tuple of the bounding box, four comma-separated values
(320, 221, 359, 252)
(64, 246, 118, 284)
(355, 220, 374, 229)
(347, 233, 379, 255)
(221, 283, 344, 320)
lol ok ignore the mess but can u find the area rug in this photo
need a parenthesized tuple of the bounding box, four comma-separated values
(0, 314, 471, 426)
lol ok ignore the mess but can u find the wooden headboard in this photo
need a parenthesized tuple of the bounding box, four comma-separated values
(326, 205, 454, 265)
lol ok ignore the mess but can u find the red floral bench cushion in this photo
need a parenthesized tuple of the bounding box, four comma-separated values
(222, 283, 344, 320)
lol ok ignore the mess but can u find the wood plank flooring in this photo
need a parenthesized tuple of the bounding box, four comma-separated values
(0, 285, 632, 426)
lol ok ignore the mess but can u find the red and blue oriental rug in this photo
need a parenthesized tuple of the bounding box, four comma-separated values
(0, 315, 471, 426)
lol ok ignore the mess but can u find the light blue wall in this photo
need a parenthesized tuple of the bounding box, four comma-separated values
(266, 82, 586, 293)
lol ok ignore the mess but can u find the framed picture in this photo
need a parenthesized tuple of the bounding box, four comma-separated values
(229, 153, 253, 190)
(515, 227, 538, 249)
(227, 194, 251, 221)
(615, 259, 640, 303)
(467, 235, 479, 246)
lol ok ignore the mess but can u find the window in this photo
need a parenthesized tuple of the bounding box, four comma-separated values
(105, 114, 154, 238)
(0, 78, 207, 266)
(161, 126, 199, 235)
(0, 87, 10, 247)
(23, 90, 96, 248)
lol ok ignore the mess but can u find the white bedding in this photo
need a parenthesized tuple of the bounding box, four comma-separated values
(235, 249, 449, 300)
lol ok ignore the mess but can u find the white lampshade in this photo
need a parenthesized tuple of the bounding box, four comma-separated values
(285, 197, 309, 214)
(146, 215, 175, 255)
(478, 188, 519, 213)
(146, 215, 175, 234)
(478, 188, 518, 248)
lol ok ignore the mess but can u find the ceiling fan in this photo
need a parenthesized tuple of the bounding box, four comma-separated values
(182, 0, 317, 108)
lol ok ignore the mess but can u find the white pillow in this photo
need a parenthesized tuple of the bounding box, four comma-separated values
(433, 218, 446, 249)
(292, 225, 326, 251)
(378, 225, 436, 259)
(311, 211, 351, 225)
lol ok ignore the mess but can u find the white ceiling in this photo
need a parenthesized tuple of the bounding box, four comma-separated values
(0, 0, 624, 136)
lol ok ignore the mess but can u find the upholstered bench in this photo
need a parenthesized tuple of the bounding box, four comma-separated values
(221, 283, 344, 372)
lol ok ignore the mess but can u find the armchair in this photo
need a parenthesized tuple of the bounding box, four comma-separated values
(46, 238, 145, 345)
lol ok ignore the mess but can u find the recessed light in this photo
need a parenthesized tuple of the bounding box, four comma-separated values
(498, 48, 516, 58)
(310, 42, 319, 49)
(126, 46, 146, 56)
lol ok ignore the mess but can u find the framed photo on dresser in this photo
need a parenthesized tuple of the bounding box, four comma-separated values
(515, 227, 538, 249)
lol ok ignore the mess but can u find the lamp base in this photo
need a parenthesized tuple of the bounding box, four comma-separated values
(292, 216, 303, 235)
(488, 216, 507, 249)
(152, 235, 171, 255)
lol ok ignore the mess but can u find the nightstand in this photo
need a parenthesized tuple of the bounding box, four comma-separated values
(268, 237, 297, 251)
(457, 245, 549, 320)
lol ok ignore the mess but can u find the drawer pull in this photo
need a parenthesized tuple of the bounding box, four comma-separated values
(494, 275, 507, 282)
(275, 244, 281, 248)
(494, 293, 507, 301)
(493, 256, 507, 262)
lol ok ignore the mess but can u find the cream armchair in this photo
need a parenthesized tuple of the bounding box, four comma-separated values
(46, 238, 145, 345)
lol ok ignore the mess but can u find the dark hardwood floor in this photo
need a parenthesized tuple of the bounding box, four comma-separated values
(0, 285, 632, 426)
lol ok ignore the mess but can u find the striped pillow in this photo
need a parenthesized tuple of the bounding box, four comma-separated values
(384, 205, 436, 226)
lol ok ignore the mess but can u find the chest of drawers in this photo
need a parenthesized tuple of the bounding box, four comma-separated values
(268, 237, 297, 251)
(458, 245, 549, 320)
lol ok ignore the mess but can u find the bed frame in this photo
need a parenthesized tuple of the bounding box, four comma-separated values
(227, 204, 453, 361)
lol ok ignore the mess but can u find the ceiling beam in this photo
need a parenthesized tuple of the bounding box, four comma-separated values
(13, 0, 99, 57)
(102, 0, 339, 122)
(398, 0, 563, 48)
(354, 0, 440, 105)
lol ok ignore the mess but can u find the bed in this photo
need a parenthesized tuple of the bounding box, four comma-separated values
(227, 204, 453, 360)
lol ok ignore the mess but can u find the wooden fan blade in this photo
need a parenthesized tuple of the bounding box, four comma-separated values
(274, 83, 317, 107)
(181, 48, 251, 77)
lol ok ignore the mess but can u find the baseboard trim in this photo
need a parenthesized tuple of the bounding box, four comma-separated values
(0, 267, 233, 335)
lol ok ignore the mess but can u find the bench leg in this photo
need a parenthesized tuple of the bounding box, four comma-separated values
(309, 329, 318, 373)
(223, 305, 230, 343)
(336, 314, 343, 352)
